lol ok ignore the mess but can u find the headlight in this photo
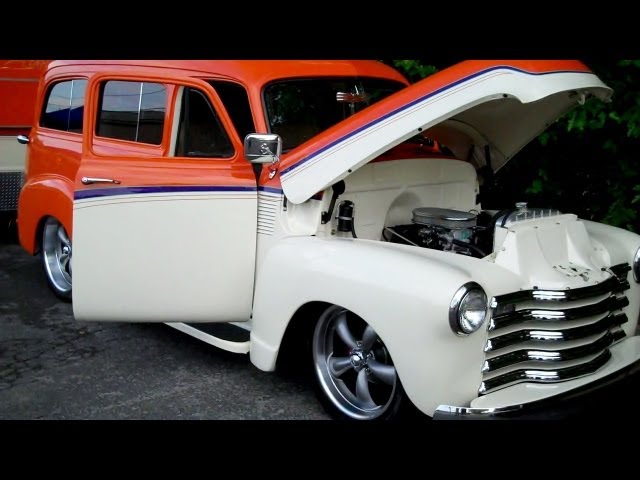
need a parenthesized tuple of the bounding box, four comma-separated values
(634, 246, 640, 283)
(449, 282, 488, 335)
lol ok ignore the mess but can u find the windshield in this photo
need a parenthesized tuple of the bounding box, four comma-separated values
(264, 77, 406, 151)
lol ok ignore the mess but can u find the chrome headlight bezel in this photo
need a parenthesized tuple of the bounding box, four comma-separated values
(634, 246, 640, 283)
(449, 282, 488, 335)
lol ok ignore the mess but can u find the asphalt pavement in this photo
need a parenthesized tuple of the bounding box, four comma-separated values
(0, 225, 328, 420)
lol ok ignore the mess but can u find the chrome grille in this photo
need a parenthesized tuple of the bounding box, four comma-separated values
(480, 264, 631, 395)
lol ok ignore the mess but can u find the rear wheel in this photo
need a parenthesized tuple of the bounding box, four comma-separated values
(41, 217, 72, 301)
(312, 305, 409, 420)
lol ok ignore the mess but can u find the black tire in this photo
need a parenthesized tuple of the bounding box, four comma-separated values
(41, 216, 72, 302)
(0, 212, 18, 244)
(310, 304, 419, 421)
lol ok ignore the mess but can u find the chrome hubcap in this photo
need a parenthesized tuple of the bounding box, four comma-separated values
(313, 306, 398, 420)
(42, 217, 72, 296)
(350, 351, 365, 370)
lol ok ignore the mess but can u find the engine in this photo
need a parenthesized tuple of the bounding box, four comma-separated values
(382, 203, 563, 258)
(384, 207, 488, 258)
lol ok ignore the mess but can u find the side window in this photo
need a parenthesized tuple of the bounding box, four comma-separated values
(175, 87, 234, 158)
(40, 79, 87, 132)
(208, 81, 256, 141)
(96, 80, 166, 145)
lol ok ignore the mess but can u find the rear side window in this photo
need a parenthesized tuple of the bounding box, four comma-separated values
(40, 79, 87, 132)
(96, 80, 166, 145)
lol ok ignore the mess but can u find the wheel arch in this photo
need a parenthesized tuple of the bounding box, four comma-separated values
(274, 301, 330, 375)
(18, 176, 73, 254)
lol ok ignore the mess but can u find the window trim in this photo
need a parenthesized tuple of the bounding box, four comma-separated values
(168, 85, 184, 156)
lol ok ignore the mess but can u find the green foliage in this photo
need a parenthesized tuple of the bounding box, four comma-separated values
(390, 60, 438, 83)
(388, 59, 640, 233)
(519, 60, 640, 232)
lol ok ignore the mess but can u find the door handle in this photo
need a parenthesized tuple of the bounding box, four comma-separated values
(81, 177, 122, 185)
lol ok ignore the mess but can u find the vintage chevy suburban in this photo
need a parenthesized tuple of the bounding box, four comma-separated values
(17, 60, 640, 420)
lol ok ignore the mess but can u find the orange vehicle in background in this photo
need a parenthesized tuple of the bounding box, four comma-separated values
(0, 60, 49, 223)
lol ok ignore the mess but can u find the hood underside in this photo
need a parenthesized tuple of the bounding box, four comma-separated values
(279, 61, 612, 204)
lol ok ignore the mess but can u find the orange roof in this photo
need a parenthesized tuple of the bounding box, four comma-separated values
(47, 60, 408, 87)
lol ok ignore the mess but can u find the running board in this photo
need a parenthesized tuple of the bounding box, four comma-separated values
(165, 322, 250, 354)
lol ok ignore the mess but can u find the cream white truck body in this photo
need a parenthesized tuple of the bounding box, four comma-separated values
(72, 63, 640, 417)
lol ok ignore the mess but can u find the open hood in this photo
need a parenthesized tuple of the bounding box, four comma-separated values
(279, 60, 612, 204)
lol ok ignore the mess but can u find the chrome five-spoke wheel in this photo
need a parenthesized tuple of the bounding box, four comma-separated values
(312, 305, 404, 420)
(42, 217, 72, 301)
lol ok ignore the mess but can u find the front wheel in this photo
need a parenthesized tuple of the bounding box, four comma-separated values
(312, 305, 411, 420)
(41, 217, 72, 301)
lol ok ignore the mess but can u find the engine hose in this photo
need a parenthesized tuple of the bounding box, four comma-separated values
(452, 239, 488, 258)
(498, 209, 516, 228)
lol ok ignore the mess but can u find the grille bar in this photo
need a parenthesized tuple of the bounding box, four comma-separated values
(485, 312, 627, 352)
(489, 295, 629, 331)
(491, 274, 629, 306)
(479, 349, 612, 394)
(483, 327, 625, 373)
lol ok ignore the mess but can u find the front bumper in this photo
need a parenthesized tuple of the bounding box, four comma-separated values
(434, 336, 640, 420)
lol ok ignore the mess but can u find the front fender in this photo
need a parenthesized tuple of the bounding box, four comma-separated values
(17, 175, 74, 254)
(250, 236, 522, 416)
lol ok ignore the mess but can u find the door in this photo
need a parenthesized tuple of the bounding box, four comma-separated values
(72, 75, 257, 322)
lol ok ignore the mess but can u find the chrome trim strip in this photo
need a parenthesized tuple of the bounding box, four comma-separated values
(634, 248, 640, 283)
(135, 82, 144, 142)
(491, 273, 629, 307)
(489, 295, 629, 331)
(67, 80, 74, 132)
(479, 349, 612, 394)
(434, 404, 523, 417)
(486, 312, 628, 352)
(483, 327, 625, 373)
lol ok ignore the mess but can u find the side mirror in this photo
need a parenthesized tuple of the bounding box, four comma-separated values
(244, 133, 282, 164)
